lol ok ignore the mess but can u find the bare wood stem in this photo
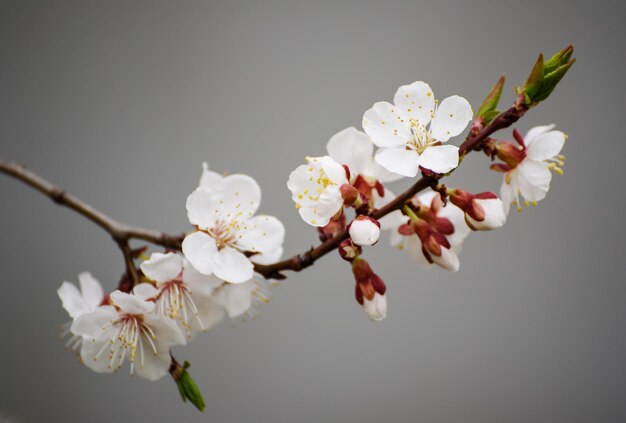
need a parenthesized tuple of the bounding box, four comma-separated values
(0, 101, 527, 281)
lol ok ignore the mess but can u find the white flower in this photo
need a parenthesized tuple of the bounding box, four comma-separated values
(183, 173, 285, 283)
(139, 252, 226, 339)
(198, 162, 224, 189)
(363, 81, 473, 177)
(57, 272, 104, 351)
(287, 155, 348, 227)
(326, 127, 403, 185)
(72, 289, 186, 381)
(348, 216, 381, 246)
(363, 292, 387, 321)
(214, 276, 274, 319)
(390, 190, 470, 272)
(495, 125, 566, 214)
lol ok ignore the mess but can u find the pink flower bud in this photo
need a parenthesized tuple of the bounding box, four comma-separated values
(413, 220, 460, 272)
(352, 258, 387, 321)
(467, 195, 506, 231)
(362, 292, 387, 321)
(338, 239, 362, 262)
(348, 216, 381, 246)
(340, 184, 360, 206)
(449, 189, 507, 231)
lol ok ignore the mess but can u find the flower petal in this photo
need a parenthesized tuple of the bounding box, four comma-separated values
(189, 295, 226, 333)
(186, 187, 218, 230)
(71, 306, 118, 339)
(362, 101, 412, 148)
(375, 147, 420, 177)
(143, 314, 187, 347)
(287, 163, 320, 207)
(198, 162, 224, 190)
(467, 198, 507, 231)
(320, 156, 348, 185)
(214, 174, 262, 220)
(526, 130, 565, 161)
(237, 215, 285, 254)
(182, 260, 224, 296)
(140, 252, 183, 283)
(499, 175, 517, 215)
(517, 160, 552, 202)
(250, 246, 283, 265)
(78, 272, 104, 310)
(393, 81, 436, 126)
(132, 283, 159, 300)
(213, 246, 254, 284)
(134, 345, 171, 381)
(58, 281, 90, 319)
(216, 282, 256, 318)
(326, 127, 374, 177)
(429, 95, 473, 142)
(299, 205, 330, 227)
(405, 235, 432, 268)
(438, 203, 470, 250)
(369, 160, 404, 183)
(79, 339, 116, 374)
(524, 124, 555, 146)
(137, 315, 186, 381)
(431, 247, 460, 272)
(417, 144, 459, 174)
(110, 291, 155, 315)
(182, 231, 218, 275)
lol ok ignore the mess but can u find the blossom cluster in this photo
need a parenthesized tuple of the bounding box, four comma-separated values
(56, 71, 568, 387)
(288, 81, 567, 321)
(58, 164, 283, 380)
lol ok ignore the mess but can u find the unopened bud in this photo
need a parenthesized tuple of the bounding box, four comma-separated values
(348, 216, 381, 246)
(448, 189, 507, 231)
(467, 195, 506, 231)
(171, 360, 206, 412)
(338, 239, 362, 262)
(352, 258, 387, 321)
(362, 292, 387, 322)
(340, 184, 360, 206)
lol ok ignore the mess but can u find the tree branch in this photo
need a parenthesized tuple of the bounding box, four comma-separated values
(0, 159, 186, 248)
(0, 100, 528, 281)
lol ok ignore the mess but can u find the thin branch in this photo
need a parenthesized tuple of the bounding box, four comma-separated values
(254, 101, 528, 278)
(0, 100, 528, 281)
(0, 159, 186, 248)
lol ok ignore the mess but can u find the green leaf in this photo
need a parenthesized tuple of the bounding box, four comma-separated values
(477, 74, 506, 124)
(522, 45, 576, 107)
(523, 53, 544, 99)
(533, 58, 576, 102)
(544, 44, 574, 74)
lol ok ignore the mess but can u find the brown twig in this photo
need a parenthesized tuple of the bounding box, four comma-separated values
(0, 100, 527, 281)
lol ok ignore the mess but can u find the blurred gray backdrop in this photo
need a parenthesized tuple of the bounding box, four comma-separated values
(1, 0, 625, 422)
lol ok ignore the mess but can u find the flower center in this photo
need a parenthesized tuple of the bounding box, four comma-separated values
(93, 313, 157, 374)
(408, 118, 436, 154)
(156, 280, 203, 338)
(207, 219, 240, 249)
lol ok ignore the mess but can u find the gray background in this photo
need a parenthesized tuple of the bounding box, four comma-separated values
(1, 0, 624, 421)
